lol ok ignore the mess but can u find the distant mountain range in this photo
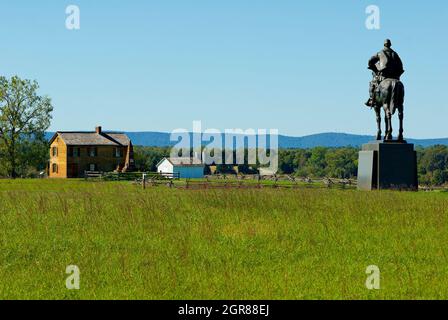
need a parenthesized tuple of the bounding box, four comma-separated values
(45, 132, 448, 148)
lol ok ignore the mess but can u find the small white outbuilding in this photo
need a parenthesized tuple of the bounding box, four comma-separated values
(156, 157, 205, 179)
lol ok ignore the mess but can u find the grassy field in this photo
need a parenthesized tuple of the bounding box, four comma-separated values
(0, 179, 447, 300)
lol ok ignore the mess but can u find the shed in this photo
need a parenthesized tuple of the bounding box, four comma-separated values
(156, 157, 205, 179)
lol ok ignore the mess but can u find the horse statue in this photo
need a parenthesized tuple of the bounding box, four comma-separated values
(366, 39, 405, 141)
(359, 41, 418, 191)
(372, 78, 405, 141)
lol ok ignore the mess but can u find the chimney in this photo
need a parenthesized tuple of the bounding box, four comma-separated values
(96, 126, 102, 134)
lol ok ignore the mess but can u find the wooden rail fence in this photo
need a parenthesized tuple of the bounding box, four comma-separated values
(139, 174, 357, 190)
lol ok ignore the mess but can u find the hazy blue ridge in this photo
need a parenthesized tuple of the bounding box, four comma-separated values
(45, 132, 448, 148)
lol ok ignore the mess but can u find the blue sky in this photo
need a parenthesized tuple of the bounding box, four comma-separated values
(1, 1, 447, 138)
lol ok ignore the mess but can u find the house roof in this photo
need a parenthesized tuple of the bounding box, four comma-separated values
(50, 132, 131, 146)
(157, 157, 204, 168)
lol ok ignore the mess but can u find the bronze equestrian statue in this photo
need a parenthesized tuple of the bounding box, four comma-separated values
(365, 39, 405, 141)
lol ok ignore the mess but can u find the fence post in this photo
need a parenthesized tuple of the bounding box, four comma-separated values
(142, 173, 146, 189)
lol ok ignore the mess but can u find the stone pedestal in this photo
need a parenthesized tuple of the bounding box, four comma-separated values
(357, 141, 418, 191)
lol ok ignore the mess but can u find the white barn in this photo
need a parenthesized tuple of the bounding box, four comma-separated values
(156, 157, 205, 179)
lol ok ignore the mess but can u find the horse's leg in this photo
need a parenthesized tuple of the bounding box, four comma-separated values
(385, 107, 393, 140)
(398, 107, 404, 141)
(375, 107, 382, 140)
(384, 110, 389, 140)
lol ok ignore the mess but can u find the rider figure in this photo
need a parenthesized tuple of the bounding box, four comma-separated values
(365, 39, 405, 107)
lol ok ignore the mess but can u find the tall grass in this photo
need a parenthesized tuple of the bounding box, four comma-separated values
(0, 179, 447, 299)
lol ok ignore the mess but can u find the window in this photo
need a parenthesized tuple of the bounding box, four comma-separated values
(69, 147, 80, 157)
(52, 163, 58, 173)
(52, 147, 58, 157)
(88, 147, 98, 157)
(114, 148, 122, 158)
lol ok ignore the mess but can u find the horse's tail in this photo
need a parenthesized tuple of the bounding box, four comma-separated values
(390, 80, 405, 114)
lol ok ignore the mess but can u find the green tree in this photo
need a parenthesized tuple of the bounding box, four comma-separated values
(325, 148, 358, 179)
(133, 146, 170, 172)
(431, 169, 447, 186)
(278, 149, 295, 174)
(294, 149, 312, 177)
(417, 145, 448, 186)
(0, 76, 53, 178)
(305, 147, 328, 177)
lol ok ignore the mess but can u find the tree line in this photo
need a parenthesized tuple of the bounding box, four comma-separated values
(132, 146, 359, 178)
(132, 145, 448, 186)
